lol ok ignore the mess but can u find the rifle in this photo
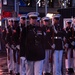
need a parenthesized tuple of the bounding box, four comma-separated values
(65, 47, 68, 59)
(48, 25, 55, 74)
(11, 44, 20, 64)
(70, 24, 74, 58)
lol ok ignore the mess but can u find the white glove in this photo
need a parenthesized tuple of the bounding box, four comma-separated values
(44, 32, 46, 36)
(53, 26, 57, 34)
(16, 45, 20, 50)
(6, 44, 9, 48)
(71, 41, 75, 46)
(63, 37, 66, 42)
(51, 44, 55, 49)
(20, 57, 27, 64)
(11, 45, 16, 50)
(64, 43, 68, 48)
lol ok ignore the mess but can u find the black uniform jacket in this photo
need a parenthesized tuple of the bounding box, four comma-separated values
(6, 26, 13, 45)
(54, 24, 65, 50)
(12, 26, 20, 45)
(20, 25, 27, 57)
(25, 24, 45, 61)
(2, 28, 7, 43)
(42, 25, 53, 50)
(65, 27, 73, 48)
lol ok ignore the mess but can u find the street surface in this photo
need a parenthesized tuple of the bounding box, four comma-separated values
(0, 50, 75, 75)
(0, 51, 9, 75)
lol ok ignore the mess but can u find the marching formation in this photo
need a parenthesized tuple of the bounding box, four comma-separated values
(1, 12, 75, 75)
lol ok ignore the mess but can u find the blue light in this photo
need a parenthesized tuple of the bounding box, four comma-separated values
(19, 0, 26, 6)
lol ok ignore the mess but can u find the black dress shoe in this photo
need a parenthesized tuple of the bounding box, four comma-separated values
(45, 73, 52, 75)
(16, 73, 20, 75)
(9, 70, 13, 74)
(68, 68, 74, 74)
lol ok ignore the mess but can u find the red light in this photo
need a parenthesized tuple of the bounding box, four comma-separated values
(0, 15, 1, 20)
(2, 11, 12, 18)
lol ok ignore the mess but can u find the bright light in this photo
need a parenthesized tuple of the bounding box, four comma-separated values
(0, 9, 1, 14)
(37, 0, 41, 4)
(37, 0, 41, 7)
(0, 21, 1, 26)
(0, 3, 2, 7)
(62, 3, 64, 6)
(46, 13, 54, 19)
(28, 3, 30, 6)
(3, 0, 7, 5)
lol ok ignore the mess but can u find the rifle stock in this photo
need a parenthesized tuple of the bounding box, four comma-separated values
(65, 48, 68, 59)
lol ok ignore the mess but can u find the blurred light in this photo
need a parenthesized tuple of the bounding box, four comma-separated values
(3, 0, 7, 5)
(0, 3, 2, 7)
(28, 3, 30, 6)
(62, 3, 64, 6)
(37, 0, 41, 7)
(46, 13, 54, 19)
(37, 0, 41, 4)
(0, 21, 1, 26)
(0, 9, 1, 14)
(51, 0, 52, 2)
(0, 15, 1, 20)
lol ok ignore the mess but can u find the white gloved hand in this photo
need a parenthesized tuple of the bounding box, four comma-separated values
(11, 45, 16, 50)
(71, 41, 75, 46)
(64, 43, 68, 48)
(63, 37, 66, 42)
(16, 45, 20, 50)
(6, 44, 9, 48)
(20, 57, 27, 64)
(53, 26, 57, 34)
(51, 44, 55, 49)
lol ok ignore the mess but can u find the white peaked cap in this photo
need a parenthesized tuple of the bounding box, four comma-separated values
(53, 14, 61, 18)
(27, 12, 39, 18)
(20, 15, 27, 19)
(7, 17, 14, 21)
(67, 20, 72, 23)
(42, 17, 50, 21)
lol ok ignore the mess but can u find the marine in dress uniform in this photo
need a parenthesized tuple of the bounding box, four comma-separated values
(64, 20, 74, 74)
(42, 17, 53, 75)
(11, 18, 20, 75)
(52, 14, 65, 75)
(25, 12, 45, 75)
(72, 18, 75, 72)
(0, 27, 2, 51)
(5, 18, 14, 74)
(19, 15, 27, 75)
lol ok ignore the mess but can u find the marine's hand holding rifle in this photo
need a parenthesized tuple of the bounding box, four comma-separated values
(71, 41, 75, 46)
(64, 43, 68, 49)
(53, 25, 57, 34)
(11, 44, 16, 50)
(13, 30, 16, 33)
(16, 45, 20, 50)
(46, 29, 50, 32)
(51, 43, 55, 50)
(11, 44, 20, 51)
(6, 43, 10, 49)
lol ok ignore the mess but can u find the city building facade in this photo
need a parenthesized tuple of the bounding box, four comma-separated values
(0, 0, 74, 26)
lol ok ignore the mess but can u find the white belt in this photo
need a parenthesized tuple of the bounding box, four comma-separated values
(51, 37, 62, 39)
